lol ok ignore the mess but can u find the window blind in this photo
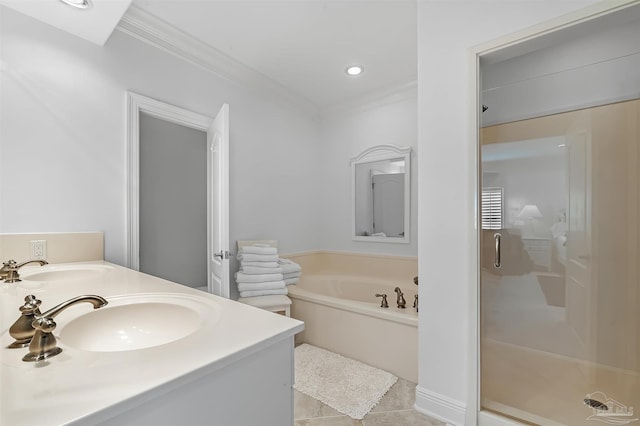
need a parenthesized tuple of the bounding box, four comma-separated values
(482, 187, 504, 230)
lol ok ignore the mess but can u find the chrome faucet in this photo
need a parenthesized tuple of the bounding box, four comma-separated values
(7, 294, 108, 361)
(1, 259, 48, 283)
(394, 287, 406, 309)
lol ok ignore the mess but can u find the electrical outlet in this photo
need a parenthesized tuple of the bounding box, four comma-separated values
(30, 240, 47, 260)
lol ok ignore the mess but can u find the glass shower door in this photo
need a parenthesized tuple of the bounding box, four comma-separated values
(480, 100, 640, 425)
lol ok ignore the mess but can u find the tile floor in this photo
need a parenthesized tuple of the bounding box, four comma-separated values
(294, 378, 445, 426)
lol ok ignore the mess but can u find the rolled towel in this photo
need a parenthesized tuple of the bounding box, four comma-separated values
(238, 281, 286, 292)
(241, 261, 279, 268)
(237, 253, 279, 262)
(283, 271, 301, 279)
(241, 245, 278, 255)
(235, 272, 284, 283)
(239, 288, 288, 298)
(277, 258, 302, 274)
(241, 265, 283, 275)
(284, 277, 299, 285)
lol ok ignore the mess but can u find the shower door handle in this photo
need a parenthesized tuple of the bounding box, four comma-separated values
(494, 233, 502, 268)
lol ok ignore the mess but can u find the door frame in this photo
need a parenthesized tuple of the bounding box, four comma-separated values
(126, 92, 212, 270)
(468, 2, 640, 425)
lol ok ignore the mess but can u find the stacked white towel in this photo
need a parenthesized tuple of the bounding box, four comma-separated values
(278, 258, 302, 285)
(236, 245, 287, 297)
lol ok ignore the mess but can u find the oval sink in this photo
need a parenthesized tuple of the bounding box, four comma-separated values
(21, 264, 114, 282)
(58, 294, 218, 352)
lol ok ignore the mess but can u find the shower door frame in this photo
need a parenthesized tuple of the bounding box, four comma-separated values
(467, 1, 640, 425)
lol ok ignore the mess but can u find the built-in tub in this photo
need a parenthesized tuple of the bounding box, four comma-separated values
(288, 272, 418, 382)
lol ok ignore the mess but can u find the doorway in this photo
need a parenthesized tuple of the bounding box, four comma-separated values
(126, 92, 231, 297)
(139, 113, 207, 288)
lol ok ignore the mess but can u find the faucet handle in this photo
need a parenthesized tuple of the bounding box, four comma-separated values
(19, 295, 42, 314)
(375, 293, 389, 308)
(8, 295, 43, 348)
(413, 276, 418, 285)
(23, 316, 62, 362)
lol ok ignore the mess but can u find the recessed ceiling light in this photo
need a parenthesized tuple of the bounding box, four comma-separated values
(59, 0, 93, 10)
(345, 65, 364, 76)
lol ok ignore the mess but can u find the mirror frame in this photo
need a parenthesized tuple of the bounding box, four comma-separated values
(350, 144, 412, 244)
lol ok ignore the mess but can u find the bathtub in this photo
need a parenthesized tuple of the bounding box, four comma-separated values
(289, 274, 418, 382)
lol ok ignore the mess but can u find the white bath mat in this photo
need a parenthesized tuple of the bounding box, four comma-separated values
(294, 343, 397, 419)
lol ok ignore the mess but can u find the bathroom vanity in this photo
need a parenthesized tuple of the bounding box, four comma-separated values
(0, 262, 304, 425)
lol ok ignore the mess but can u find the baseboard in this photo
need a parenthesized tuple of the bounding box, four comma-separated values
(415, 386, 466, 426)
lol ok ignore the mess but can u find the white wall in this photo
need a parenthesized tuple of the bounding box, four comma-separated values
(0, 6, 322, 267)
(416, 1, 599, 424)
(319, 90, 418, 256)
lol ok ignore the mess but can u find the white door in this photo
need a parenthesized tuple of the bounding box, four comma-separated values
(565, 130, 592, 355)
(207, 104, 230, 298)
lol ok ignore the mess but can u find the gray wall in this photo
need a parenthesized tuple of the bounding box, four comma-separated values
(139, 113, 207, 288)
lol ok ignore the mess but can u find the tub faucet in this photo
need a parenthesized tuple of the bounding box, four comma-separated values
(15, 295, 108, 362)
(394, 287, 406, 309)
(1, 259, 48, 283)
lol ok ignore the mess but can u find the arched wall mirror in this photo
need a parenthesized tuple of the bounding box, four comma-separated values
(351, 144, 411, 243)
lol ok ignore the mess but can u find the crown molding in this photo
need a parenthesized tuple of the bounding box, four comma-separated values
(321, 80, 417, 118)
(116, 5, 319, 117)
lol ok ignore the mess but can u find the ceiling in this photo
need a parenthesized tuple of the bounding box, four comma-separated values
(0, 0, 416, 110)
(130, 0, 418, 109)
(0, 0, 132, 45)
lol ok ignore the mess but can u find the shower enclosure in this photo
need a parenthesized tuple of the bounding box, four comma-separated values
(479, 8, 640, 424)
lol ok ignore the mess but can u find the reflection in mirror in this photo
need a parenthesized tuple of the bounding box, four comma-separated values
(351, 145, 411, 243)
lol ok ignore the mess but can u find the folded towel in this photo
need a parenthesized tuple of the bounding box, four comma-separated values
(284, 277, 299, 285)
(278, 258, 302, 274)
(241, 265, 283, 275)
(238, 281, 286, 292)
(237, 253, 279, 262)
(241, 245, 278, 255)
(239, 288, 288, 298)
(283, 271, 301, 279)
(240, 261, 280, 268)
(235, 272, 284, 283)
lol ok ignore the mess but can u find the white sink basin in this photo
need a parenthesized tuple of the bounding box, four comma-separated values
(58, 293, 219, 352)
(21, 264, 114, 282)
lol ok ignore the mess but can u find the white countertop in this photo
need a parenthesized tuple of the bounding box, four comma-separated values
(0, 261, 304, 425)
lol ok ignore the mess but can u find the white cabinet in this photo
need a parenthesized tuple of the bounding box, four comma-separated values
(99, 337, 295, 426)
